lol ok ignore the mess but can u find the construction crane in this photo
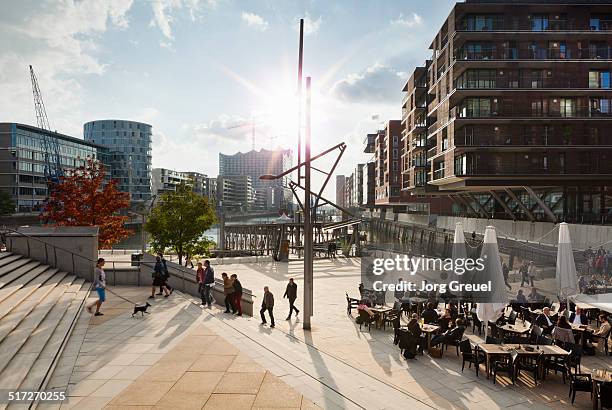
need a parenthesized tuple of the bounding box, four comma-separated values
(29, 65, 63, 184)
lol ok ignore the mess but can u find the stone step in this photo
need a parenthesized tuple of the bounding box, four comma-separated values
(17, 281, 88, 395)
(0, 275, 78, 389)
(0, 264, 51, 305)
(0, 256, 32, 278)
(0, 252, 13, 260)
(0, 269, 65, 343)
(0, 261, 42, 289)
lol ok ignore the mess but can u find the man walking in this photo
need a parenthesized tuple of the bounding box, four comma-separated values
(260, 286, 275, 327)
(196, 262, 206, 307)
(501, 260, 512, 290)
(157, 252, 172, 295)
(527, 260, 537, 287)
(202, 260, 215, 308)
(283, 278, 299, 320)
(231, 274, 243, 316)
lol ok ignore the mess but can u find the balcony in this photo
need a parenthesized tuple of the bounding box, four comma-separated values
(455, 46, 612, 61)
(433, 167, 445, 180)
(456, 18, 612, 32)
(427, 146, 438, 158)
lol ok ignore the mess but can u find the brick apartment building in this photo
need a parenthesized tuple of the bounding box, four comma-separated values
(401, 0, 612, 223)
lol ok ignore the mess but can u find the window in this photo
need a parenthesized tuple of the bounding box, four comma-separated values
(460, 98, 494, 117)
(560, 98, 576, 117)
(463, 15, 504, 31)
(591, 98, 612, 115)
(532, 14, 548, 31)
(392, 135, 399, 146)
(589, 71, 611, 88)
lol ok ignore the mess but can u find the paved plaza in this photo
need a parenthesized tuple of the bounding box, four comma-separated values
(46, 258, 611, 409)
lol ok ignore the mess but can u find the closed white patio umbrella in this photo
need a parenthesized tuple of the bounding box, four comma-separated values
(556, 222, 578, 302)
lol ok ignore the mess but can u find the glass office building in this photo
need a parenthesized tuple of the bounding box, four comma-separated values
(84, 120, 152, 202)
(0, 123, 110, 213)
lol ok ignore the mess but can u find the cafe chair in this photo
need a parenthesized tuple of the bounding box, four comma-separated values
(346, 293, 359, 315)
(357, 309, 375, 331)
(516, 351, 543, 385)
(543, 352, 570, 384)
(460, 339, 485, 377)
(493, 350, 519, 385)
(530, 325, 543, 343)
(486, 336, 503, 344)
(508, 311, 518, 325)
(568, 372, 592, 405)
(596, 381, 612, 409)
(444, 327, 466, 356)
(383, 302, 402, 330)
(564, 343, 583, 374)
(536, 335, 554, 345)
(471, 312, 483, 335)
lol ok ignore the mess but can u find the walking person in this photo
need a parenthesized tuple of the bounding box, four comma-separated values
(157, 252, 172, 295)
(519, 261, 529, 287)
(150, 256, 171, 299)
(87, 258, 106, 316)
(527, 260, 537, 287)
(231, 274, 243, 316)
(222, 272, 235, 313)
(196, 262, 206, 307)
(201, 260, 215, 308)
(284, 278, 299, 320)
(501, 259, 512, 290)
(260, 286, 275, 327)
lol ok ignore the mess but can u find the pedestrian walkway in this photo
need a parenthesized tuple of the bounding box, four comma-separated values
(47, 287, 320, 409)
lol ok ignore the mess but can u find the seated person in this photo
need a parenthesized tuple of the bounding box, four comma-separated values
(421, 303, 439, 324)
(551, 315, 575, 344)
(569, 307, 588, 326)
(535, 307, 554, 334)
(527, 287, 544, 303)
(400, 314, 422, 359)
(357, 301, 376, 318)
(438, 308, 453, 331)
(587, 314, 611, 352)
(430, 319, 465, 347)
(515, 289, 528, 304)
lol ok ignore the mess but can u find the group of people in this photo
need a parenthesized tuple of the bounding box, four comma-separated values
(150, 253, 173, 299)
(583, 246, 609, 275)
(514, 287, 544, 304)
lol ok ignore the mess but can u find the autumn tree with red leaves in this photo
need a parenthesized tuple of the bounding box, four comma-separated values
(41, 158, 131, 248)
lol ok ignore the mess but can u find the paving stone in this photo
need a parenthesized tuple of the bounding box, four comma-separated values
(170, 371, 224, 394)
(214, 371, 266, 395)
(109, 380, 174, 406)
(203, 393, 256, 409)
(188, 355, 235, 372)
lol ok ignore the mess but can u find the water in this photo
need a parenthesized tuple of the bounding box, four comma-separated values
(205, 216, 282, 244)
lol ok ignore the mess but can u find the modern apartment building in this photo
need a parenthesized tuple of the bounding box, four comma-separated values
(84, 120, 152, 203)
(374, 120, 403, 205)
(0, 123, 110, 214)
(401, 0, 612, 223)
(151, 168, 216, 205)
(218, 148, 292, 211)
(336, 175, 346, 208)
(216, 175, 254, 211)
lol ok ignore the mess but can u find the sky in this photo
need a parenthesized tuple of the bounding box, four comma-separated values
(0, 0, 457, 196)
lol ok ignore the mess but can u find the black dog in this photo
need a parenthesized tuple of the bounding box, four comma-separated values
(132, 302, 151, 317)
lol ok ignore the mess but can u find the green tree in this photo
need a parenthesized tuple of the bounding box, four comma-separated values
(145, 184, 216, 264)
(0, 190, 15, 215)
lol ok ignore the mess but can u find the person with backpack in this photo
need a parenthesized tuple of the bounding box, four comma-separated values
(156, 252, 172, 295)
(150, 256, 171, 299)
(201, 260, 215, 308)
(231, 274, 243, 316)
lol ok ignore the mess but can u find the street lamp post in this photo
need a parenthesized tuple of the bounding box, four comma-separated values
(303, 76, 313, 330)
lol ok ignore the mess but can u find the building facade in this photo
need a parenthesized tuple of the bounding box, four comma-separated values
(218, 148, 292, 211)
(151, 168, 190, 196)
(84, 120, 152, 203)
(374, 120, 403, 205)
(216, 175, 254, 211)
(401, 0, 612, 223)
(0, 123, 109, 213)
(336, 175, 346, 209)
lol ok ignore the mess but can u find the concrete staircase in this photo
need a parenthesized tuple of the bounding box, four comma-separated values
(0, 251, 89, 403)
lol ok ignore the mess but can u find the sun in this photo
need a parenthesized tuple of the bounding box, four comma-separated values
(256, 85, 300, 147)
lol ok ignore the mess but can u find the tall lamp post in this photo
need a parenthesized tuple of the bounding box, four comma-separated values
(303, 76, 313, 329)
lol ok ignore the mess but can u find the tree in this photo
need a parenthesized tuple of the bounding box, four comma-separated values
(145, 184, 216, 264)
(41, 158, 131, 248)
(0, 191, 15, 215)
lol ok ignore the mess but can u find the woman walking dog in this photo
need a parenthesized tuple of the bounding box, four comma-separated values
(87, 258, 107, 316)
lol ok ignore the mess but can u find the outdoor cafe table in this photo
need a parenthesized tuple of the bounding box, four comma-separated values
(500, 323, 530, 337)
(421, 323, 440, 350)
(591, 369, 612, 410)
(370, 306, 393, 328)
(478, 343, 569, 379)
(571, 324, 596, 347)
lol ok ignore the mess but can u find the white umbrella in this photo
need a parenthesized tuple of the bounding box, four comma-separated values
(475, 226, 507, 337)
(450, 222, 468, 299)
(556, 222, 578, 302)
(569, 293, 612, 314)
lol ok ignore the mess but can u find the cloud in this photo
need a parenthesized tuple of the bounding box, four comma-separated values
(391, 12, 423, 27)
(295, 13, 322, 36)
(0, 0, 135, 135)
(330, 63, 407, 104)
(241, 12, 268, 31)
(150, 0, 216, 43)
